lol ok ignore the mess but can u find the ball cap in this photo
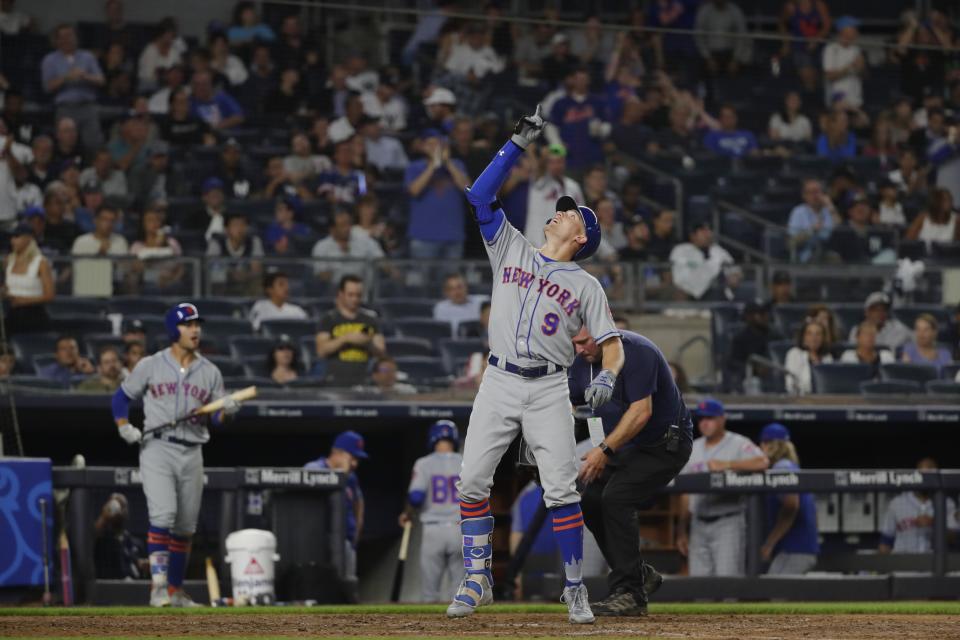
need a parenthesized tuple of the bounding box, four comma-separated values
(695, 397, 725, 417)
(760, 422, 791, 442)
(333, 430, 369, 459)
(864, 291, 891, 310)
(423, 87, 456, 106)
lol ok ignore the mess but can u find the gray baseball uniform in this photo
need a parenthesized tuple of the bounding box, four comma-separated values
(681, 431, 765, 576)
(121, 348, 225, 535)
(880, 492, 960, 553)
(458, 216, 619, 509)
(409, 451, 463, 601)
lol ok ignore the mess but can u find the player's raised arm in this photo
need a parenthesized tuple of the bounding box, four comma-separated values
(466, 105, 546, 241)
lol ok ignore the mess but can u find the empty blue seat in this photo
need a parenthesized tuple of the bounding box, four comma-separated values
(108, 297, 171, 316)
(260, 319, 318, 341)
(394, 356, 450, 386)
(811, 363, 875, 394)
(926, 380, 960, 395)
(228, 336, 276, 359)
(385, 337, 435, 357)
(393, 318, 453, 346)
(380, 299, 438, 319)
(10, 333, 59, 361)
(52, 316, 114, 336)
(880, 363, 939, 384)
(439, 338, 486, 375)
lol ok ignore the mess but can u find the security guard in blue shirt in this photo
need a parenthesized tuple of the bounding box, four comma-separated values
(568, 327, 693, 616)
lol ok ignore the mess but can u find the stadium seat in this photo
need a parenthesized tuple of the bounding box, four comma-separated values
(926, 380, 960, 396)
(385, 337, 436, 357)
(52, 316, 114, 336)
(393, 318, 453, 346)
(379, 299, 438, 319)
(260, 319, 319, 341)
(46, 298, 105, 317)
(10, 333, 59, 361)
(393, 356, 451, 386)
(194, 299, 250, 319)
(860, 380, 922, 396)
(107, 297, 171, 316)
(205, 355, 246, 377)
(942, 363, 960, 381)
(202, 318, 255, 342)
(439, 338, 486, 375)
(768, 340, 794, 366)
(9, 375, 69, 391)
(224, 376, 283, 390)
(31, 354, 57, 375)
(892, 306, 951, 330)
(772, 305, 808, 337)
(457, 320, 484, 338)
(811, 363, 876, 394)
(84, 334, 127, 360)
(880, 363, 939, 385)
(228, 336, 276, 360)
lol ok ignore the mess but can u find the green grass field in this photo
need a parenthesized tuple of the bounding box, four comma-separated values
(2, 601, 960, 616)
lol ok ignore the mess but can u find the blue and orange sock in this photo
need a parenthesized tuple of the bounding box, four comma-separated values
(551, 503, 584, 588)
(166, 534, 191, 593)
(146, 526, 169, 587)
(460, 498, 491, 520)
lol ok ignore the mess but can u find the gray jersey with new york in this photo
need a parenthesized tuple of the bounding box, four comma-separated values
(682, 431, 765, 517)
(121, 348, 225, 444)
(484, 219, 618, 367)
(409, 451, 462, 524)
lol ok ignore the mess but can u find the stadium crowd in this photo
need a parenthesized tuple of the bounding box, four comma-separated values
(0, 0, 957, 396)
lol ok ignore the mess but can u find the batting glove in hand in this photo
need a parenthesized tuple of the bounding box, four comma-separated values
(118, 423, 142, 445)
(585, 369, 617, 410)
(511, 104, 545, 149)
(221, 396, 241, 416)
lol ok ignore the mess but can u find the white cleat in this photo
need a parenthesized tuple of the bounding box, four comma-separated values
(446, 573, 493, 618)
(562, 583, 595, 624)
(168, 588, 203, 608)
(149, 584, 170, 607)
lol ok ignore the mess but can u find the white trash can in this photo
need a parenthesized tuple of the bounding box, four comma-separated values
(225, 529, 279, 604)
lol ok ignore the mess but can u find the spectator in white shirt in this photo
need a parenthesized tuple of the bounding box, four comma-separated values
(784, 319, 834, 395)
(442, 23, 504, 82)
(282, 131, 330, 186)
(209, 32, 248, 86)
(669, 221, 734, 300)
(147, 65, 188, 115)
(0, 127, 33, 226)
(433, 273, 485, 334)
(310, 208, 384, 282)
(78, 148, 128, 202)
(0, 0, 32, 35)
(768, 91, 813, 143)
(70, 205, 128, 256)
(876, 180, 906, 228)
(360, 69, 408, 133)
(822, 16, 865, 109)
(249, 271, 309, 330)
(360, 116, 408, 174)
(137, 18, 186, 92)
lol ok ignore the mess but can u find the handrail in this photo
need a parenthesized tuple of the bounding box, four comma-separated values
(715, 199, 795, 262)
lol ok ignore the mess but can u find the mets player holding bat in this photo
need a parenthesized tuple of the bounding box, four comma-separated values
(111, 303, 240, 606)
(399, 420, 464, 602)
(447, 106, 624, 624)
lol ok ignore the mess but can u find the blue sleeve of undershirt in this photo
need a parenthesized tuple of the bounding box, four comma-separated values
(466, 139, 526, 243)
(111, 388, 131, 421)
(408, 490, 426, 507)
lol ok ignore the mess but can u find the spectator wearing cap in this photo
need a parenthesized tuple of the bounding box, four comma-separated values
(79, 148, 128, 203)
(264, 194, 311, 256)
(0, 126, 34, 226)
(703, 104, 758, 158)
(107, 114, 150, 176)
(758, 423, 819, 575)
(785, 319, 833, 395)
(128, 203, 183, 293)
(311, 208, 384, 282)
(70, 205, 128, 296)
(768, 270, 795, 307)
(314, 137, 368, 206)
(404, 129, 470, 259)
(38, 188, 79, 254)
(815, 109, 857, 162)
(266, 338, 300, 385)
(206, 212, 264, 296)
(618, 216, 650, 261)
(186, 177, 227, 240)
(52, 117, 84, 168)
(523, 143, 584, 246)
(726, 302, 782, 393)
(283, 132, 331, 186)
(423, 87, 457, 134)
(549, 67, 609, 172)
(676, 398, 768, 577)
(189, 70, 245, 131)
(848, 291, 912, 350)
(2, 222, 54, 335)
(901, 313, 952, 374)
(41, 24, 105, 152)
(160, 87, 216, 147)
(669, 221, 734, 300)
(304, 430, 368, 586)
(788, 178, 838, 263)
(137, 17, 185, 92)
(822, 16, 865, 109)
(360, 69, 408, 133)
(361, 116, 409, 174)
(249, 271, 309, 331)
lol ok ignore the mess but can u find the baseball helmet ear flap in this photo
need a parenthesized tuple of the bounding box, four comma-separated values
(573, 205, 601, 261)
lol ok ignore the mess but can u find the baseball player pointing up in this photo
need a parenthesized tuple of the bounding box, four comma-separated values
(111, 303, 240, 607)
(448, 106, 625, 624)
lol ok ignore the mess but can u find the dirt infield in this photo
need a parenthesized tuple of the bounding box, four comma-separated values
(2, 612, 959, 639)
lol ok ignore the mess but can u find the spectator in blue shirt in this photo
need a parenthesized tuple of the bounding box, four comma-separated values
(264, 194, 312, 255)
(759, 423, 819, 575)
(188, 70, 245, 131)
(38, 335, 94, 386)
(315, 138, 367, 206)
(550, 67, 610, 172)
(41, 24, 106, 151)
(403, 129, 470, 259)
(227, 2, 276, 45)
(815, 109, 857, 162)
(788, 178, 839, 262)
(703, 104, 759, 158)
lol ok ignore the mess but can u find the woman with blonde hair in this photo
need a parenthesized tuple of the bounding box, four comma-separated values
(759, 423, 819, 575)
(3, 223, 55, 335)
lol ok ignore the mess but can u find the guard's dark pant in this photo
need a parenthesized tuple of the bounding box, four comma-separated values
(580, 434, 691, 598)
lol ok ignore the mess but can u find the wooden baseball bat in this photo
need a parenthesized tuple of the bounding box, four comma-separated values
(143, 386, 259, 437)
(205, 557, 221, 605)
(58, 531, 73, 606)
(390, 520, 412, 602)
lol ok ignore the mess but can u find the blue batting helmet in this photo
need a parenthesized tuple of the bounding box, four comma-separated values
(427, 420, 459, 450)
(165, 302, 204, 342)
(556, 196, 601, 261)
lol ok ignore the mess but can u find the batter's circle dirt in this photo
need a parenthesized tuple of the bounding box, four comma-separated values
(2, 613, 959, 639)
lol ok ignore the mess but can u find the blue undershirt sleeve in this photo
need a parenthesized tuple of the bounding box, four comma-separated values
(111, 388, 132, 421)
(465, 139, 526, 243)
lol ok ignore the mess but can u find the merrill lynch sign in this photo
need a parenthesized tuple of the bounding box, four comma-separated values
(710, 470, 801, 489)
